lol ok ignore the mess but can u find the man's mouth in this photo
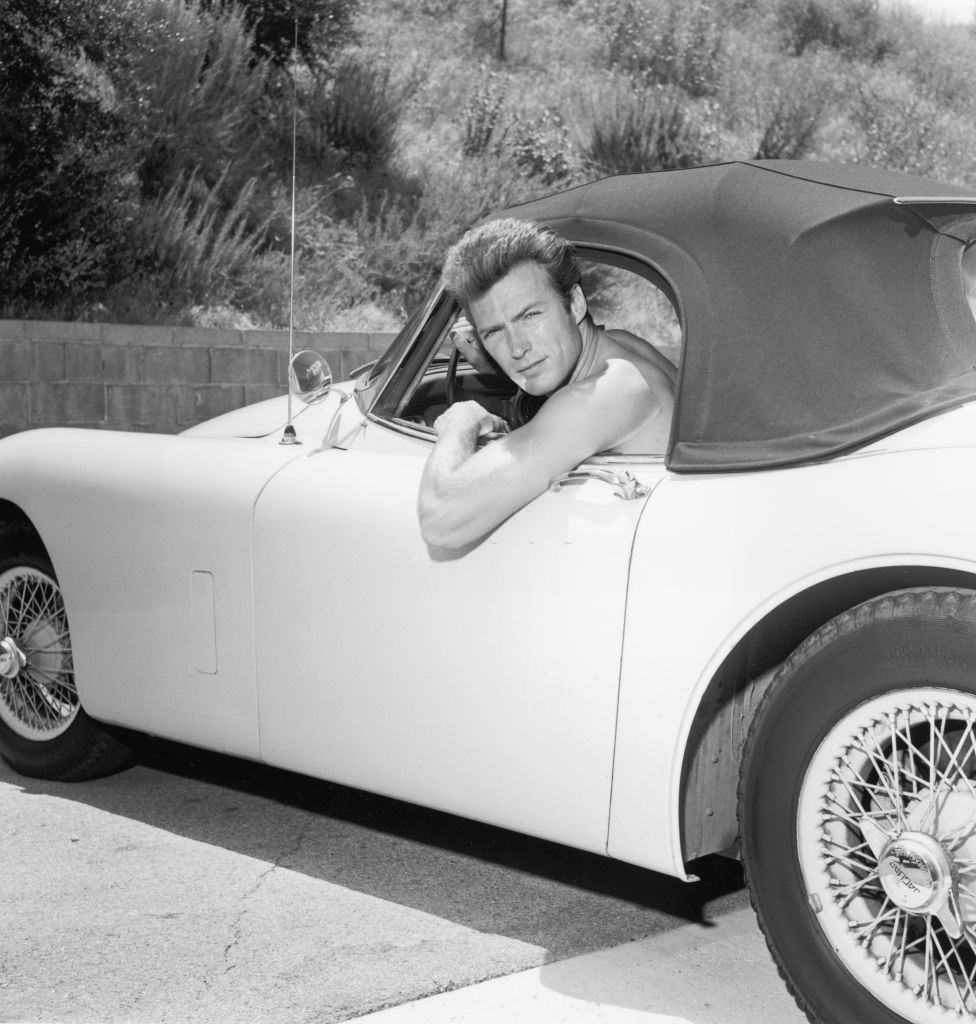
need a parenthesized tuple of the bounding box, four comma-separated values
(518, 357, 546, 376)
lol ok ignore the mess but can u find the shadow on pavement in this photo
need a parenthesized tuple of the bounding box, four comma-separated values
(4, 732, 747, 961)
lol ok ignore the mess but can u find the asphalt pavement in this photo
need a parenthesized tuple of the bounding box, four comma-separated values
(0, 739, 804, 1024)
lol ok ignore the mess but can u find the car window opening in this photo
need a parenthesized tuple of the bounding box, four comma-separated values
(387, 256, 682, 456)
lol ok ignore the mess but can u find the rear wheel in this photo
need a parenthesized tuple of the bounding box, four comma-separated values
(0, 531, 131, 780)
(740, 589, 976, 1024)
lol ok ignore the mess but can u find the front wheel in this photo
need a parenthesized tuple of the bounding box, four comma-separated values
(740, 589, 976, 1024)
(0, 538, 131, 781)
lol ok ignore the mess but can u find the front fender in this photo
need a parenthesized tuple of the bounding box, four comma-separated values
(0, 427, 304, 757)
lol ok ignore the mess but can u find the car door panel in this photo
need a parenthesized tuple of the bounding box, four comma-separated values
(252, 424, 664, 853)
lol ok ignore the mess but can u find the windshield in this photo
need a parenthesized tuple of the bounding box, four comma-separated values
(354, 290, 440, 413)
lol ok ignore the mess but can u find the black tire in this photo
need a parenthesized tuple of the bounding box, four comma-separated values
(0, 527, 132, 781)
(739, 588, 976, 1024)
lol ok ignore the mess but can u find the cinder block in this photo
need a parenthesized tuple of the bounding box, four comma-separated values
(242, 329, 289, 351)
(22, 320, 102, 343)
(210, 347, 278, 384)
(368, 332, 397, 353)
(32, 342, 65, 381)
(172, 326, 243, 348)
(178, 384, 246, 425)
(106, 384, 179, 427)
(338, 347, 374, 380)
(102, 323, 173, 346)
(141, 346, 209, 385)
(0, 383, 27, 421)
(0, 342, 31, 381)
(0, 321, 26, 342)
(243, 384, 287, 406)
(29, 382, 105, 425)
(65, 343, 140, 383)
(311, 331, 369, 351)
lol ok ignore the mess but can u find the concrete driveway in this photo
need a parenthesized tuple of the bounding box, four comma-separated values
(0, 739, 764, 1023)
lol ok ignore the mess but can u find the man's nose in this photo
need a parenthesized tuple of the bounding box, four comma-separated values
(507, 326, 531, 360)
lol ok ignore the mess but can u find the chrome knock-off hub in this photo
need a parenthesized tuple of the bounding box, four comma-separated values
(0, 636, 26, 680)
(878, 831, 956, 914)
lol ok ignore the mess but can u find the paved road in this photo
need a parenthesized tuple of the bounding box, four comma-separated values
(0, 737, 751, 1024)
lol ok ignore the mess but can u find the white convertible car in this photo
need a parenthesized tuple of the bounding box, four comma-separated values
(2, 160, 976, 1024)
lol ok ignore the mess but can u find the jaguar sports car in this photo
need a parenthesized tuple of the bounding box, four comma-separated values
(2, 160, 976, 1023)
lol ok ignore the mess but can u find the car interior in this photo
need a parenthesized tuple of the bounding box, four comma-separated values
(395, 255, 683, 444)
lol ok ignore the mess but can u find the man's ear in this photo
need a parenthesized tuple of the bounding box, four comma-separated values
(569, 283, 587, 325)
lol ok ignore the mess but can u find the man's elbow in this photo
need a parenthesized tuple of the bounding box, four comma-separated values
(419, 490, 496, 548)
(418, 509, 477, 550)
(418, 494, 470, 550)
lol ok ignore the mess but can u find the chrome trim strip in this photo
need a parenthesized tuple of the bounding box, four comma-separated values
(365, 412, 435, 442)
(370, 287, 445, 409)
(893, 196, 976, 205)
(363, 413, 669, 464)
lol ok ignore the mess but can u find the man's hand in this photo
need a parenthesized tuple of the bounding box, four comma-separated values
(432, 401, 509, 443)
(418, 361, 660, 550)
(450, 320, 499, 376)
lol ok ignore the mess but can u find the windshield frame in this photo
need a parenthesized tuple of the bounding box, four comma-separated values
(353, 288, 441, 415)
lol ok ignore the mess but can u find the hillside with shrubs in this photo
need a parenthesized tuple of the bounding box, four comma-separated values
(3, 0, 976, 332)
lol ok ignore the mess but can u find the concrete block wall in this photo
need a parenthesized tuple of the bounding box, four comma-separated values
(0, 320, 396, 437)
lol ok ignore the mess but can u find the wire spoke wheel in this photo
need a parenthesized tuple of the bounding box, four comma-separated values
(0, 566, 78, 741)
(799, 688, 976, 1020)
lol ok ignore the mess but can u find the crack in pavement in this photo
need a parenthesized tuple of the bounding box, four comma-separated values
(223, 821, 312, 971)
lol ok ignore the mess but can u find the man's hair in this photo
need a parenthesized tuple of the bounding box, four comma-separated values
(440, 217, 581, 311)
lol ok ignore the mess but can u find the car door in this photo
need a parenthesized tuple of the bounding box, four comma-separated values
(251, 424, 663, 854)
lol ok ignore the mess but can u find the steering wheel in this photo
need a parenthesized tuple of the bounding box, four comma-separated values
(444, 347, 545, 430)
(445, 343, 462, 407)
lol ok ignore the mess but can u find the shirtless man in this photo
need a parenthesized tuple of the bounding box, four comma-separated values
(418, 218, 675, 549)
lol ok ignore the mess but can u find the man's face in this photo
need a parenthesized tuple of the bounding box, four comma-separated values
(468, 261, 586, 396)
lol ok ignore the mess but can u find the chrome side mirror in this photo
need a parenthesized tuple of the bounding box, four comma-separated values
(289, 350, 333, 406)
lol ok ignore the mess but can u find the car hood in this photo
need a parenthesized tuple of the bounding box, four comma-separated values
(180, 394, 300, 439)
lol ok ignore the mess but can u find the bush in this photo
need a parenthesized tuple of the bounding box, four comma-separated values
(348, 150, 544, 317)
(589, 0, 728, 98)
(120, 169, 268, 308)
(774, 0, 896, 61)
(845, 66, 976, 182)
(584, 84, 717, 175)
(116, 0, 270, 200)
(752, 51, 842, 159)
(315, 52, 421, 171)
(510, 107, 574, 185)
(0, 0, 132, 310)
(232, 0, 359, 68)
(461, 71, 509, 157)
(888, 23, 976, 111)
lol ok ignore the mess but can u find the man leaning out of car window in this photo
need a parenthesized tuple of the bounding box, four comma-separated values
(417, 218, 674, 550)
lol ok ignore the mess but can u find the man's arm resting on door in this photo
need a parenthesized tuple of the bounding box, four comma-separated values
(417, 365, 654, 549)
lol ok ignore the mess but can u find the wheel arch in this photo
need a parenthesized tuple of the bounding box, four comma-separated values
(0, 499, 49, 559)
(679, 563, 976, 864)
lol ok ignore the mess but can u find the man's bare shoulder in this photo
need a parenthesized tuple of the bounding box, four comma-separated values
(601, 329, 677, 391)
(543, 331, 674, 455)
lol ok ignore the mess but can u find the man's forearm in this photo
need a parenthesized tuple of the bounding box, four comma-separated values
(418, 408, 493, 548)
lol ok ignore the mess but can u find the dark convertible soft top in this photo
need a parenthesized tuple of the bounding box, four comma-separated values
(498, 161, 976, 472)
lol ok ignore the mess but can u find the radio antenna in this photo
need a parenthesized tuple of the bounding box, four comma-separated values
(280, 16, 300, 445)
